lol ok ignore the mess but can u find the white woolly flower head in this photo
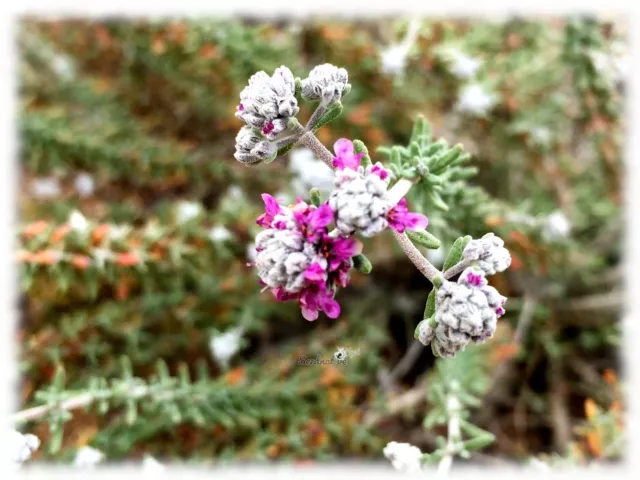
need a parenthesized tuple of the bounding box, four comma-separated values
(462, 232, 511, 275)
(456, 83, 497, 116)
(289, 148, 335, 198)
(210, 327, 245, 369)
(383, 441, 423, 473)
(328, 164, 393, 237)
(301, 64, 350, 104)
(234, 126, 276, 165)
(7, 430, 40, 465)
(73, 446, 104, 468)
(236, 66, 298, 140)
(542, 210, 571, 241)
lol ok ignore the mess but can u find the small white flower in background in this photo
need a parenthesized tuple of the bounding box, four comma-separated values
(51, 54, 75, 80)
(142, 455, 165, 472)
(380, 44, 410, 76)
(73, 446, 104, 468)
(542, 210, 571, 240)
(383, 441, 423, 473)
(227, 186, 244, 200)
(31, 176, 60, 199)
(289, 148, 334, 198)
(529, 126, 552, 147)
(527, 457, 551, 471)
(456, 83, 497, 116)
(246, 243, 257, 263)
(448, 48, 482, 79)
(209, 225, 232, 243)
(69, 210, 89, 232)
(74, 172, 95, 197)
(210, 327, 244, 369)
(176, 202, 201, 224)
(7, 429, 40, 465)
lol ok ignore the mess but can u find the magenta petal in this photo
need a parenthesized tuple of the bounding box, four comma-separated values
(261, 193, 281, 216)
(332, 237, 362, 259)
(301, 305, 319, 321)
(404, 212, 429, 230)
(308, 204, 334, 230)
(320, 297, 340, 319)
(304, 263, 326, 282)
(334, 138, 354, 157)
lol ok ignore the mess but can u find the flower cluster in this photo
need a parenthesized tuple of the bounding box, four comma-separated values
(253, 194, 361, 321)
(417, 266, 506, 357)
(301, 64, 350, 104)
(462, 232, 511, 275)
(7, 429, 40, 466)
(328, 139, 428, 237)
(235, 66, 299, 140)
(383, 441, 423, 473)
(234, 126, 277, 165)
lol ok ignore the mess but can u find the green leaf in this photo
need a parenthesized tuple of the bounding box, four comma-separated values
(276, 142, 296, 157)
(430, 144, 463, 173)
(443, 236, 471, 271)
(352, 139, 372, 168)
(430, 191, 449, 211)
(406, 230, 441, 249)
(314, 102, 343, 130)
(424, 290, 436, 319)
(352, 253, 372, 274)
(309, 188, 321, 207)
(461, 433, 496, 451)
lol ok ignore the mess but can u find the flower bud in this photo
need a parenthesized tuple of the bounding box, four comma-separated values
(301, 64, 350, 104)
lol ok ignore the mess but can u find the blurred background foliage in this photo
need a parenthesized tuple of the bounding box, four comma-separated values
(16, 14, 624, 466)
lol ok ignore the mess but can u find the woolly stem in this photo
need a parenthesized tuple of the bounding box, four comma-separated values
(391, 230, 441, 283)
(436, 393, 462, 478)
(305, 98, 330, 131)
(296, 129, 336, 170)
(443, 258, 473, 280)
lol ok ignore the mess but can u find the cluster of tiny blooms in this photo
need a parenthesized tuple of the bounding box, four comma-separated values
(252, 195, 361, 321)
(235, 66, 298, 140)
(329, 139, 428, 237)
(418, 266, 507, 357)
(383, 441, 423, 473)
(462, 232, 512, 275)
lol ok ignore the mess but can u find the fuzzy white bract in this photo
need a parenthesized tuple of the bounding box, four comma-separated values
(383, 441, 423, 473)
(210, 327, 244, 369)
(74, 172, 96, 197)
(74, 446, 104, 468)
(289, 148, 334, 198)
(6, 430, 40, 465)
(31, 176, 61, 199)
(456, 83, 496, 116)
(463, 233, 511, 275)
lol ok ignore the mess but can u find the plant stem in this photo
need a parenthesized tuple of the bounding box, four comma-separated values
(443, 258, 473, 280)
(297, 130, 335, 170)
(436, 393, 462, 478)
(391, 230, 441, 283)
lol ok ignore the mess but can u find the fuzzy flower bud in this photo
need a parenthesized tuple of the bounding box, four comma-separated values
(234, 126, 276, 165)
(329, 164, 393, 237)
(419, 267, 507, 357)
(301, 64, 350, 104)
(7, 430, 40, 465)
(328, 139, 427, 237)
(235, 66, 298, 140)
(383, 441, 423, 473)
(462, 232, 511, 275)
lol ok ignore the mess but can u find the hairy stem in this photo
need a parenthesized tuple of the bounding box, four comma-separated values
(436, 393, 462, 478)
(392, 230, 441, 282)
(297, 130, 335, 170)
(443, 258, 473, 280)
(305, 99, 330, 131)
